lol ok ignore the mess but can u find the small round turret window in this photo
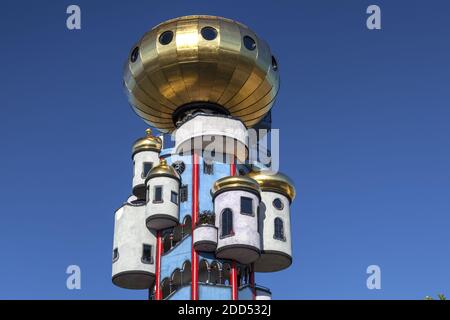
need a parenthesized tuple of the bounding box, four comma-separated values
(243, 35, 256, 51)
(130, 47, 139, 63)
(273, 198, 284, 210)
(201, 26, 218, 40)
(159, 30, 174, 45)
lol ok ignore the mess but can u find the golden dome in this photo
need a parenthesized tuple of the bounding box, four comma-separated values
(131, 128, 162, 157)
(247, 170, 296, 202)
(124, 15, 280, 132)
(211, 176, 260, 198)
(145, 159, 180, 181)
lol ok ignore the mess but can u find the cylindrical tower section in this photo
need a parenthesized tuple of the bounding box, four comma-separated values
(174, 113, 248, 163)
(211, 176, 261, 264)
(132, 128, 162, 199)
(145, 159, 181, 230)
(112, 203, 156, 289)
(193, 224, 218, 252)
(247, 170, 296, 272)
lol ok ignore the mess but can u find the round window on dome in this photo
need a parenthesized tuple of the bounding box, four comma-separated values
(159, 30, 174, 45)
(273, 198, 284, 210)
(130, 47, 139, 63)
(243, 35, 256, 51)
(201, 26, 218, 40)
(271, 56, 278, 71)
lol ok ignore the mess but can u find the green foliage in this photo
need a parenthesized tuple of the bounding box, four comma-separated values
(197, 210, 215, 225)
(425, 294, 446, 300)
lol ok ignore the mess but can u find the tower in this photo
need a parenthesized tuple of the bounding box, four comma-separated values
(112, 15, 296, 300)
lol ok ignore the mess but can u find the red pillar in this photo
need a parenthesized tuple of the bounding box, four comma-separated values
(230, 155, 238, 300)
(231, 260, 238, 300)
(154, 230, 162, 300)
(191, 151, 200, 300)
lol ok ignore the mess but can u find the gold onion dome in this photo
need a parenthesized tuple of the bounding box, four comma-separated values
(124, 15, 280, 132)
(145, 159, 180, 181)
(211, 176, 261, 198)
(132, 128, 162, 156)
(247, 170, 296, 202)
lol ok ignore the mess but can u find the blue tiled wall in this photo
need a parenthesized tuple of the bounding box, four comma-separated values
(159, 148, 248, 300)
(160, 235, 191, 280)
(168, 286, 191, 300)
(199, 284, 232, 300)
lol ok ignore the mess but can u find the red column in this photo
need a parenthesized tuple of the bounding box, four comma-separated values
(230, 157, 236, 176)
(231, 260, 238, 300)
(191, 151, 200, 300)
(230, 155, 238, 300)
(154, 230, 162, 300)
(250, 263, 256, 300)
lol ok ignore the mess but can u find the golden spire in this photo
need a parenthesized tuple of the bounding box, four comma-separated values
(247, 170, 296, 202)
(211, 176, 261, 198)
(131, 128, 162, 157)
(145, 158, 180, 181)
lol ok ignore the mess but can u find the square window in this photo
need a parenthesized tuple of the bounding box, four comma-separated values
(180, 185, 188, 202)
(142, 162, 153, 178)
(171, 191, 178, 204)
(142, 244, 153, 264)
(112, 248, 119, 262)
(241, 197, 253, 215)
(203, 160, 214, 175)
(153, 186, 163, 203)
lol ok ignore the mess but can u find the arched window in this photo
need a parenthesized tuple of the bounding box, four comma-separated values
(161, 278, 171, 299)
(274, 218, 285, 240)
(199, 260, 209, 283)
(221, 208, 233, 237)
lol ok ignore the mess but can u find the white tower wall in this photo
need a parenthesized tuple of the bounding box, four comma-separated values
(254, 191, 292, 272)
(145, 176, 180, 230)
(112, 204, 156, 289)
(132, 151, 160, 199)
(174, 115, 248, 162)
(193, 225, 218, 252)
(214, 190, 260, 264)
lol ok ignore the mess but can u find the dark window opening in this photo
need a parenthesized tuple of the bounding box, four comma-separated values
(221, 208, 233, 237)
(201, 26, 218, 41)
(243, 35, 256, 51)
(203, 160, 214, 175)
(112, 248, 119, 262)
(274, 218, 285, 240)
(171, 191, 178, 204)
(180, 185, 188, 202)
(142, 162, 153, 178)
(273, 198, 284, 210)
(153, 186, 163, 203)
(271, 55, 278, 71)
(130, 47, 139, 63)
(159, 31, 173, 45)
(142, 244, 154, 264)
(241, 196, 253, 215)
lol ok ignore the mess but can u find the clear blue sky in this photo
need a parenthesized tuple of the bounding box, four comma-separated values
(0, 0, 449, 299)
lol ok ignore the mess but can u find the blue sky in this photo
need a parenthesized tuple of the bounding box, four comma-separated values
(0, 0, 449, 299)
